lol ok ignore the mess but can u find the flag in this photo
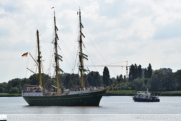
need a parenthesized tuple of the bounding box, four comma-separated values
(51, 7, 54, 9)
(22, 52, 28, 57)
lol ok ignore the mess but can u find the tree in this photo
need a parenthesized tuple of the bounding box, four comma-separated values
(162, 73, 175, 91)
(21, 78, 29, 87)
(133, 78, 143, 91)
(29, 74, 39, 85)
(103, 66, 110, 86)
(144, 68, 148, 78)
(149, 71, 163, 91)
(134, 64, 138, 79)
(71, 74, 80, 86)
(119, 74, 123, 81)
(129, 64, 135, 81)
(123, 75, 126, 82)
(137, 65, 142, 78)
(0, 87, 4, 93)
(174, 70, 181, 90)
(147, 63, 153, 78)
(9, 87, 19, 93)
(64, 74, 72, 89)
(43, 79, 56, 92)
(116, 74, 123, 82)
(87, 71, 102, 86)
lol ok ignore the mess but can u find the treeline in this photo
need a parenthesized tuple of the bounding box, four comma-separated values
(0, 67, 116, 93)
(1, 63, 181, 93)
(126, 63, 181, 91)
(131, 70, 181, 91)
(129, 63, 152, 81)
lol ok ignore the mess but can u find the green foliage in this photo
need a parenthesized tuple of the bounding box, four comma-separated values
(63, 74, 72, 89)
(43, 79, 56, 91)
(147, 63, 152, 78)
(160, 91, 181, 96)
(9, 87, 19, 93)
(2, 65, 181, 93)
(103, 66, 110, 86)
(7, 78, 21, 93)
(87, 71, 102, 86)
(106, 90, 137, 95)
(144, 63, 153, 78)
(117, 74, 123, 82)
(137, 65, 142, 78)
(174, 70, 181, 90)
(132, 78, 150, 91)
(123, 75, 126, 82)
(0, 87, 5, 93)
(129, 64, 142, 81)
(29, 74, 39, 85)
(0, 83, 6, 93)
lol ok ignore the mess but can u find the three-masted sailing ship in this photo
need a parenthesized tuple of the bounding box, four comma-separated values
(22, 9, 121, 106)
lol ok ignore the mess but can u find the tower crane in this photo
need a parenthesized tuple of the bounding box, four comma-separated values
(85, 61, 131, 82)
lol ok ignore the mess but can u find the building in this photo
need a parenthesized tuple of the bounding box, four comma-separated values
(158, 68, 172, 74)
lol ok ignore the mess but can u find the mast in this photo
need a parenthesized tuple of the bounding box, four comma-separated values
(79, 9, 84, 88)
(54, 11, 61, 95)
(36, 30, 42, 88)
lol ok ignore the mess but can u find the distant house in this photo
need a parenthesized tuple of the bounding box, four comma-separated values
(158, 68, 172, 74)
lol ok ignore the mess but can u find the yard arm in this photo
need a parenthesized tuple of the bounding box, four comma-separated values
(103, 80, 122, 92)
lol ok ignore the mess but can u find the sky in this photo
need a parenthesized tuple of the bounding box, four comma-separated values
(0, 0, 181, 83)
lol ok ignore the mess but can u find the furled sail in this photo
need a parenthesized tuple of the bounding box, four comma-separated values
(58, 68, 64, 72)
(54, 53, 63, 61)
(79, 67, 89, 72)
(79, 52, 88, 60)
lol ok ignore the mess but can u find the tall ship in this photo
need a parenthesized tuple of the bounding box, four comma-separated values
(22, 9, 121, 106)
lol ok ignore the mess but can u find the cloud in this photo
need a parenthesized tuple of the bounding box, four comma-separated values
(1, 0, 181, 82)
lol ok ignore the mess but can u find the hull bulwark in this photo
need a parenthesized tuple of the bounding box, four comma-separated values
(23, 90, 106, 106)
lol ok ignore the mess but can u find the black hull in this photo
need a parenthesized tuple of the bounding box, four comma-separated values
(23, 90, 106, 106)
(133, 97, 160, 102)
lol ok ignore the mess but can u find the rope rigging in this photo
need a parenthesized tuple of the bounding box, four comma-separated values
(83, 29, 118, 76)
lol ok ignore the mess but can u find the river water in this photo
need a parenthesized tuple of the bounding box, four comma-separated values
(0, 96, 181, 121)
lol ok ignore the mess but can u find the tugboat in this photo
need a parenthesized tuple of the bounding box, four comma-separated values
(133, 88, 160, 102)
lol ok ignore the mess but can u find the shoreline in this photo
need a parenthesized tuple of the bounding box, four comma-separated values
(0, 93, 21, 97)
(103, 94, 181, 96)
(105, 90, 181, 96)
(1, 90, 181, 97)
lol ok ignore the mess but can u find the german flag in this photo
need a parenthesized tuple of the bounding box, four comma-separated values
(22, 52, 28, 57)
